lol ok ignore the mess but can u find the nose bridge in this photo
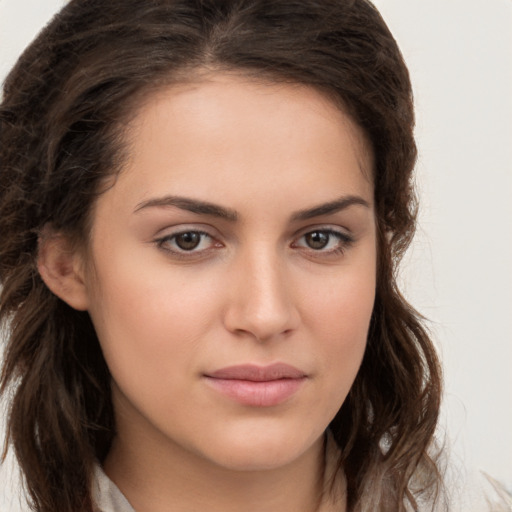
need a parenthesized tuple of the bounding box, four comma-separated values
(224, 242, 298, 341)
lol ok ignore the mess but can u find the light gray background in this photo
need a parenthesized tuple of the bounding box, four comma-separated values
(1, 0, 511, 510)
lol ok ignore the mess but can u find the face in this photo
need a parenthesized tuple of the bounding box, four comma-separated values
(82, 74, 376, 472)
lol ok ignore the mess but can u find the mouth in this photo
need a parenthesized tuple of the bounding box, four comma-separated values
(203, 363, 307, 407)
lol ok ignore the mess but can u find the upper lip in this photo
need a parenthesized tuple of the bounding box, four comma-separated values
(205, 363, 307, 381)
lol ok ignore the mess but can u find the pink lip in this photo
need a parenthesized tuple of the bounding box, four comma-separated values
(204, 364, 307, 407)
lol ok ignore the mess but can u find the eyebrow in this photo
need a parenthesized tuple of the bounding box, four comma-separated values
(134, 194, 370, 221)
(290, 195, 370, 221)
(134, 195, 238, 221)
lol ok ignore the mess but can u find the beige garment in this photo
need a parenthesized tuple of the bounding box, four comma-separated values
(92, 464, 136, 512)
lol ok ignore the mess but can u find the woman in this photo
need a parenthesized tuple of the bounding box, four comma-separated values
(0, 1, 509, 511)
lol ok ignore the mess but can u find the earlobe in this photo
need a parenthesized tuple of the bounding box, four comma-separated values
(37, 228, 90, 311)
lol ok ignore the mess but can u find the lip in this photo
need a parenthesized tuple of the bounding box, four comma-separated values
(203, 363, 307, 407)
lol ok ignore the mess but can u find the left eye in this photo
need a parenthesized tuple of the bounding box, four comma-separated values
(294, 229, 352, 252)
(157, 231, 213, 252)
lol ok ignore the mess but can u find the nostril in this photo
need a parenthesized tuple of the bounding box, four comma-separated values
(223, 303, 299, 342)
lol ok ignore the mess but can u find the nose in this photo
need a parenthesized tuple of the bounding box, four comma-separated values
(223, 248, 300, 342)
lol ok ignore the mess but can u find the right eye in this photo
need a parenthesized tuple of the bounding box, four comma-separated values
(156, 230, 217, 254)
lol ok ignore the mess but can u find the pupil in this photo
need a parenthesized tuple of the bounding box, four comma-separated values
(176, 232, 201, 250)
(306, 231, 329, 249)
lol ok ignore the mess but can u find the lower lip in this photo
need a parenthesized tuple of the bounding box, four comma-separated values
(204, 377, 306, 407)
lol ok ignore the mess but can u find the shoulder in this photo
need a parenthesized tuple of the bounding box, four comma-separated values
(439, 469, 512, 512)
(324, 431, 511, 512)
(417, 449, 512, 512)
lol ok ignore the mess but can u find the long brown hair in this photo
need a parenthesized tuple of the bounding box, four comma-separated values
(0, 1, 442, 511)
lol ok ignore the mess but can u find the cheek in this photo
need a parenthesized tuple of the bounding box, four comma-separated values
(302, 263, 375, 404)
(305, 258, 375, 338)
(85, 262, 221, 384)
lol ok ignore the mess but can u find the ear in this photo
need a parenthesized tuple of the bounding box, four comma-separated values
(37, 226, 90, 311)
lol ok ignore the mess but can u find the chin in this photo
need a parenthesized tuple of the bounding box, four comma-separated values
(198, 426, 323, 472)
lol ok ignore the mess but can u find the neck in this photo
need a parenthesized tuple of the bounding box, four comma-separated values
(103, 431, 332, 512)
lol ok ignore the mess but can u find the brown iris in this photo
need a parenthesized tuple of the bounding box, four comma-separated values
(175, 232, 202, 250)
(304, 231, 329, 250)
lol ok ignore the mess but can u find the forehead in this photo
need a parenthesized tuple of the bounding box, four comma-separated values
(102, 74, 374, 214)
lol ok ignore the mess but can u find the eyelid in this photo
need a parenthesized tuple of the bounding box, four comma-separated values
(153, 222, 218, 238)
(292, 224, 354, 242)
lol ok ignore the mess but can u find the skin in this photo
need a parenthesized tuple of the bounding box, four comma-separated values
(44, 74, 377, 512)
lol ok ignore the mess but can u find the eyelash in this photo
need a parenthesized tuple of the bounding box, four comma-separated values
(155, 227, 354, 259)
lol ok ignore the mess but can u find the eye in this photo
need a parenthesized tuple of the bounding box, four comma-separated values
(156, 230, 217, 254)
(293, 228, 353, 254)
